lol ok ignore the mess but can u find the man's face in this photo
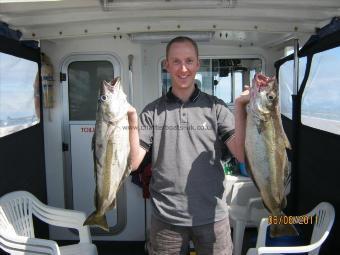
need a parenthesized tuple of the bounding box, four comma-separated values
(165, 41, 200, 90)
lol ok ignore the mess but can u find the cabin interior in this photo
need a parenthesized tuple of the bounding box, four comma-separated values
(1, 0, 340, 254)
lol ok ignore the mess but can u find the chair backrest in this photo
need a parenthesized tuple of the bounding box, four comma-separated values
(249, 202, 335, 255)
(230, 181, 261, 206)
(0, 191, 37, 239)
(308, 202, 335, 255)
(230, 181, 269, 224)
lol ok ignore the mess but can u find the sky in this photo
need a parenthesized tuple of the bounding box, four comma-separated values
(0, 52, 38, 121)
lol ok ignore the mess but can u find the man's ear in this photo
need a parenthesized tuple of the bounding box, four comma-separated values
(163, 59, 169, 71)
(197, 58, 201, 69)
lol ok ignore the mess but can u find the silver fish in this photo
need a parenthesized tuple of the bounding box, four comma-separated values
(84, 77, 131, 232)
(245, 73, 298, 238)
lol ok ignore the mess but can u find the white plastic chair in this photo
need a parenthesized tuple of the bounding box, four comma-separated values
(246, 202, 335, 255)
(228, 181, 269, 255)
(0, 191, 98, 255)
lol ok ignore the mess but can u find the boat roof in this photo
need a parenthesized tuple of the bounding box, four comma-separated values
(1, 0, 340, 48)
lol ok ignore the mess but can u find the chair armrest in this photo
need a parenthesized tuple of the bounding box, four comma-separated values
(1, 234, 60, 255)
(246, 197, 268, 227)
(230, 181, 255, 205)
(255, 218, 269, 247)
(31, 200, 92, 243)
(246, 197, 263, 214)
(248, 202, 335, 255)
(245, 248, 258, 255)
(254, 219, 319, 254)
(257, 244, 317, 254)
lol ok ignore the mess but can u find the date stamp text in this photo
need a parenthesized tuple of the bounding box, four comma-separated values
(268, 215, 317, 225)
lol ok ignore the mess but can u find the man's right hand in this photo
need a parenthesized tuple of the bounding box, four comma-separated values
(126, 105, 147, 171)
(127, 105, 138, 124)
(235, 85, 250, 107)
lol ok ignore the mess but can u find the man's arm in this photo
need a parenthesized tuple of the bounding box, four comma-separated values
(127, 106, 147, 171)
(225, 87, 249, 163)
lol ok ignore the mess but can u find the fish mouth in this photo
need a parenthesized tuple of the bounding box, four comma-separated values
(110, 77, 121, 87)
(254, 73, 275, 90)
(104, 77, 121, 93)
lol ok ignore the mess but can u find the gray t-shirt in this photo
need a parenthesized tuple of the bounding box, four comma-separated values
(139, 86, 235, 226)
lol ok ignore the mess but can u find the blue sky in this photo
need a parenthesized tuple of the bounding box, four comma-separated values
(0, 52, 38, 120)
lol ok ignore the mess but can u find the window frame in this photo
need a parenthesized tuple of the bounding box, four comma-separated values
(158, 54, 265, 105)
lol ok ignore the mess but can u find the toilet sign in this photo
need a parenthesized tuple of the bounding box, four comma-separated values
(80, 126, 95, 133)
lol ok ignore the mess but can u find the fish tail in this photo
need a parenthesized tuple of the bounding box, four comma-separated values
(269, 222, 299, 238)
(83, 211, 109, 232)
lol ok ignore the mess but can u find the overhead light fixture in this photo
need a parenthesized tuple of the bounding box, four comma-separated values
(129, 31, 215, 43)
(0, 0, 62, 3)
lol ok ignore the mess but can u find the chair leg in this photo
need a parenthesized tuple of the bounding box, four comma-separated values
(233, 221, 246, 255)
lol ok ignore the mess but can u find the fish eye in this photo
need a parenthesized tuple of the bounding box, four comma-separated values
(100, 95, 108, 101)
(267, 93, 275, 100)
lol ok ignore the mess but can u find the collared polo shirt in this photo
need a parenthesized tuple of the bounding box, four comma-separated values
(139, 86, 235, 226)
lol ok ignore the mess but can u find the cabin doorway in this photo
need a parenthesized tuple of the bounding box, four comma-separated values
(60, 54, 142, 239)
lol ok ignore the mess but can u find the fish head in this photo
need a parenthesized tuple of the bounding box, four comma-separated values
(249, 73, 278, 116)
(98, 77, 129, 120)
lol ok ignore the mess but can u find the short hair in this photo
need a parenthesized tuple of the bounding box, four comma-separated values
(166, 36, 199, 59)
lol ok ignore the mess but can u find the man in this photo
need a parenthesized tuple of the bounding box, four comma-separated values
(128, 36, 249, 255)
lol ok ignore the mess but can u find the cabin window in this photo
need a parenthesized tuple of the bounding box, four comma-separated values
(68, 61, 114, 121)
(284, 46, 301, 57)
(0, 52, 39, 137)
(284, 46, 294, 57)
(161, 58, 262, 108)
(301, 47, 340, 135)
(278, 57, 307, 119)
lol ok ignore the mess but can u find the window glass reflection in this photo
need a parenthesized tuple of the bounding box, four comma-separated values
(0, 52, 39, 137)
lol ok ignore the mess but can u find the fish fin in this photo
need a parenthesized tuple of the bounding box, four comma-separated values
(275, 105, 291, 149)
(92, 138, 98, 183)
(280, 118, 291, 150)
(281, 196, 287, 209)
(244, 154, 261, 192)
(256, 119, 265, 133)
(283, 132, 291, 149)
(244, 155, 271, 212)
(124, 154, 133, 178)
(83, 211, 109, 232)
(91, 133, 95, 151)
(107, 197, 118, 211)
(109, 199, 117, 210)
(269, 222, 299, 238)
(283, 162, 291, 196)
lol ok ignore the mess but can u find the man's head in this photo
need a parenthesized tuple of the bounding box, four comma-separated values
(165, 36, 200, 91)
(166, 36, 199, 60)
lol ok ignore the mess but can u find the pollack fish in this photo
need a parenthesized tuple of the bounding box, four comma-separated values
(84, 77, 131, 232)
(245, 73, 298, 238)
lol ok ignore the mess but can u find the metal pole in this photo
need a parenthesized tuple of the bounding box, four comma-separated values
(290, 39, 300, 214)
(128, 54, 134, 104)
(293, 39, 299, 95)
